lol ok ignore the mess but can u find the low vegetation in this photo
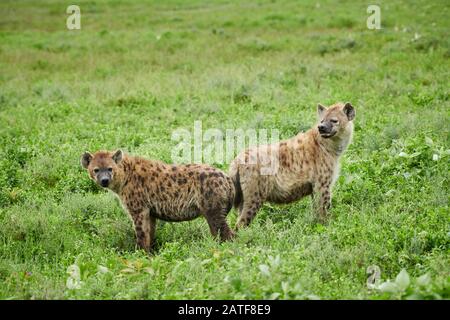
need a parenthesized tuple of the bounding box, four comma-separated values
(0, 0, 448, 299)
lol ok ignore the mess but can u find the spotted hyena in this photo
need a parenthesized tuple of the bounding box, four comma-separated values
(81, 150, 235, 252)
(229, 102, 356, 228)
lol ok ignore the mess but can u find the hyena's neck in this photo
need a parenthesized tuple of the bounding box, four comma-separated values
(109, 156, 136, 194)
(313, 124, 353, 157)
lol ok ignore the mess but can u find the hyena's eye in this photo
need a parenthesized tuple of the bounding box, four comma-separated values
(93, 168, 99, 173)
(107, 168, 113, 172)
(330, 119, 339, 124)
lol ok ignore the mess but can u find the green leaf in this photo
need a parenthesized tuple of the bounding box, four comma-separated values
(416, 273, 431, 287)
(67, 264, 81, 280)
(97, 265, 109, 274)
(406, 293, 422, 300)
(259, 264, 271, 277)
(144, 267, 155, 275)
(281, 281, 289, 294)
(395, 269, 410, 291)
(378, 281, 398, 293)
(269, 292, 281, 300)
(230, 277, 242, 291)
(120, 268, 135, 274)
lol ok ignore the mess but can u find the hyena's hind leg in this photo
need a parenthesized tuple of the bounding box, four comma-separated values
(202, 198, 235, 241)
(203, 207, 235, 241)
(235, 185, 263, 229)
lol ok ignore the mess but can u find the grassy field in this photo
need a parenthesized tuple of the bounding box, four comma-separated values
(0, 0, 449, 299)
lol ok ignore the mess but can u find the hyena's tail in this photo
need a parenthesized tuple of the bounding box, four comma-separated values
(229, 164, 243, 209)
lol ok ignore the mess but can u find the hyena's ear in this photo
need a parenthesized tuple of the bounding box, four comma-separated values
(343, 102, 355, 121)
(317, 103, 327, 118)
(81, 152, 93, 169)
(112, 149, 123, 164)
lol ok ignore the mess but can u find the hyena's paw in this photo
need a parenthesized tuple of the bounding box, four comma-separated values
(314, 211, 332, 225)
(221, 229, 236, 242)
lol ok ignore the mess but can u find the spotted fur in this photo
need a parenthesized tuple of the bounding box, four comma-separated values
(81, 150, 235, 252)
(230, 102, 355, 228)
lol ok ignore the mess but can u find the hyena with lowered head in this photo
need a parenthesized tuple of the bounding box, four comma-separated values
(81, 150, 235, 252)
(229, 102, 355, 228)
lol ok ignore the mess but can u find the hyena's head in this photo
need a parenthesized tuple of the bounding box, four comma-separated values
(317, 102, 355, 139)
(81, 150, 123, 188)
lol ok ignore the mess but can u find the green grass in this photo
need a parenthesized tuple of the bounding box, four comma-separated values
(0, 0, 449, 299)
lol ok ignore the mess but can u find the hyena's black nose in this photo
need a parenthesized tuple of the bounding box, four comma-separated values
(100, 178, 110, 187)
(318, 124, 327, 133)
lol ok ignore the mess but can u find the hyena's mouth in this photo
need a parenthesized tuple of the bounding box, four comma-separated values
(320, 131, 337, 138)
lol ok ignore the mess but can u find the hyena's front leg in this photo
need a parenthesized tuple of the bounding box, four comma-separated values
(130, 209, 156, 252)
(312, 181, 332, 223)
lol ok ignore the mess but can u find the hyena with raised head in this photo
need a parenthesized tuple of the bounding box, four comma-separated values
(229, 102, 355, 228)
(81, 150, 235, 252)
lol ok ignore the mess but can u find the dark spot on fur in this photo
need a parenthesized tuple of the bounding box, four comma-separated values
(205, 190, 213, 199)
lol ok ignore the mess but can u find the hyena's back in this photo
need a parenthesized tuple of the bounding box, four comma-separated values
(121, 161, 235, 222)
